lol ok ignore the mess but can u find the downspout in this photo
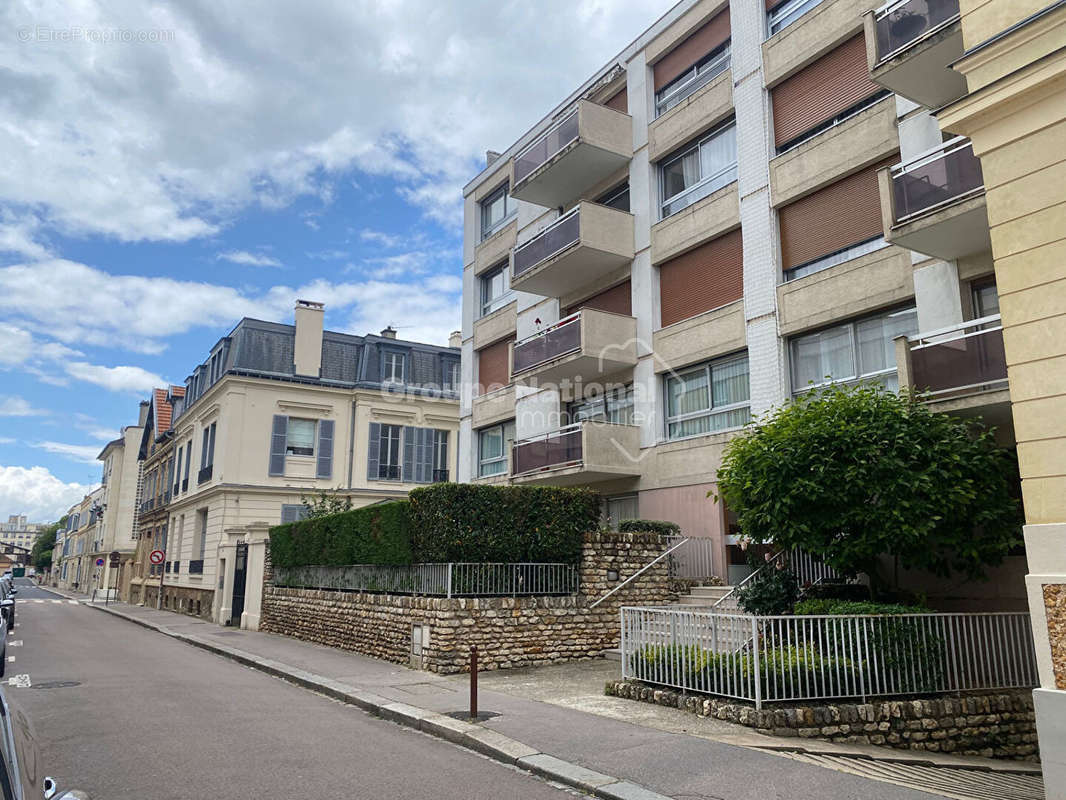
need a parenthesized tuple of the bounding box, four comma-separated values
(347, 395, 357, 490)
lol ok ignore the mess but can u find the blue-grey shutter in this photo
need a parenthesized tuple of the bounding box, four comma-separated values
(316, 419, 334, 479)
(418, 428, 434, 483)
(269, 415, 288, 476)
(173, 447, 182, 493)
(367, 422, 381, 481)
(280, 504, 302, 524)
(403, 426, 417, 483)
(207, 423, 217, 466)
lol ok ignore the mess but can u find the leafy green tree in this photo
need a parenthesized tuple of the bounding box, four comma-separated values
(301, 492, 353, 519)
(30, 517, 65, 572)
(715, 383, 1022, 592)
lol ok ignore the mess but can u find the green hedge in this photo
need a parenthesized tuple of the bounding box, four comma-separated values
(794, 599, 929, 616)
(618, 519, 680, 536)
(407, 483, 600, 564)
(269, 501, 411, 568)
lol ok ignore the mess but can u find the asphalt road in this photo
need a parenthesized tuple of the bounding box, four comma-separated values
(6, 579, 577, 800)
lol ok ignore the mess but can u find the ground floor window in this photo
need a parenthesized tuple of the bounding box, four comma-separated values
(478, 421, 515, 477)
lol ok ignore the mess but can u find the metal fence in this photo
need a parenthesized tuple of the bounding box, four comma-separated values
(272, 562, 580, 597)
(666, 536, 717, 580)
(621, 606, 1037, 709)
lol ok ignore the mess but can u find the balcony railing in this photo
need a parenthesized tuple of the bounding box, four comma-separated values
(172, 560, 180, 575)
(512, 425, 583, 475)
(513, 313, 582, 375)
(513, 208, 581, 279)
(908, 315, 1007, 398)
(513, 109, 579, 186)
(197, 464, 213, 485)
(890, 137, 983, 224)
(874, 0, 959, 62)
(432, 469, 450, 483)
(188, 559, 204, 575)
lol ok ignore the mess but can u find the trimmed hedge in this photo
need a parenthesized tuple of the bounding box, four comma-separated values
(407, 483, 600, 564)
(269, 501, 411, 568)
(794, 599, 929, 616)
(797, 582, 871, 603)
(618, 519, 680, 536)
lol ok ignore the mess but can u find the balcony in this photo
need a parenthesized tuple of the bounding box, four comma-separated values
(511, 202, 634, 298)
(512, 309, 637, 387)
(511, 421, 642, 485)
(432, 469, 450, 483)
(881, 137, 990, 260)
(865, 0, 965, 108)
(510, 100, 632, 209)
(197, 464, 213, 485)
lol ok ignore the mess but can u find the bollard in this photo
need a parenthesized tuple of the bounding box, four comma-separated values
(469, 644, 478, 720)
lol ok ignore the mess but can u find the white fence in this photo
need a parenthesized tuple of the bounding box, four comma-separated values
(621, 606, 1038, 709)
(273, 562, 579, 597)
(666, 536, 717, 579)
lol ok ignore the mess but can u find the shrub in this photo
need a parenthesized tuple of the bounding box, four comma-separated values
(735, 568, 799, 615)
(798, 582, 871, 603)
(617, 519, 680, 536)
(794, 599, 929, 616)
(407, 483, 601, 564)
(269, 501, 412, 569)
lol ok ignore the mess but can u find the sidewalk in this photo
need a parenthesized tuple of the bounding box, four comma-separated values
(50, 588, 1043, 800)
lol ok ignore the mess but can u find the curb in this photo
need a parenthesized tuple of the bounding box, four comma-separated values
(80, 601, 675, 800)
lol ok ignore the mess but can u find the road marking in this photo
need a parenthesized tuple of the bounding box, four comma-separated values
(8, 674, 30, 688)
(51, 600, 62, 604)
(8, 641, 21, 647)
(33, 600, 44, 604)
(6, 657, 12, 662)
(67, 600, 78, 605)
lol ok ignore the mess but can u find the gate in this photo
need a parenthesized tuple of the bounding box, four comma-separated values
(230, 542, 248, 626)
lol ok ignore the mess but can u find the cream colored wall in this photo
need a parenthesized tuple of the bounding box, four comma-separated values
(648, 70, 733, 162)
(762, 0, 867, 86)
(650, 184, 739, 263)
(472, 302, 517, 349)
(652, 299, 745, 368)
(473, 220, 516, 276)
(957, 0, 1051, 53)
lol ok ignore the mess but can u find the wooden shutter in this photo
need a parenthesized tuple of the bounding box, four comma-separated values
(269, 415, 287, 476)
(316, 419, 334, 479)
(367, 422, 381, 481)
(770, 35, 880, 148)
(564, 280, 632, 317)
(477, 337, 513, 395)
(659, 229, 744, 327)
(778, 157, 895, 270)
(402, 426, 417, 483)
(653, 9, 731, 91)
(604, 87, 628, 113)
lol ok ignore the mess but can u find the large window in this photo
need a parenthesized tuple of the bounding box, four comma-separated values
(665, 355, 750, 440)
(480, 183, 516, 240)
(478, 421, 515, 478)
(443, 360, 461, 393)
(433, 430, 449, 481)
(660, 122, 737, 218)
(480, 264, 514, 317)
(655, 42, 730, 117)
(568, 385, 634, 426)
(378, 424, 403, 480)
(767, 0, 825, 36)
(383, 351, 406, 383)
(790, 307, 918, 394)
(604, 495, 639, 531)
(285, 418, 316, 456)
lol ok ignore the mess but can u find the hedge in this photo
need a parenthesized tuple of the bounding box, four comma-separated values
(407, 483, 600, 564)
(794, 599, 929, 616)
(618, 519, 680, 536)
(269, 501, 411, 568)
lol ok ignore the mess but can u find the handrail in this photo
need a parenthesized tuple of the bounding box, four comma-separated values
(711, 550, 785, 608)
(514, 107, 579, 164)
(588, 537, 690, 609)
(890, 135, 972, 177)
(514, 311, 581, 346)
(513, 206, 581, 256)
(909, 313, 1001, 345)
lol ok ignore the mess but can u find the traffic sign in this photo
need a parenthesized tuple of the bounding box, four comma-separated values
(149, 550, 165, 565)
(94, 558, 104, 567)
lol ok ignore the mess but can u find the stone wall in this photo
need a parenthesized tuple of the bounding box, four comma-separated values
(142, 584, 215, 620)
(605, 680, 1038, 761)
(1043, 583, 1066, 689)
(259, 531, 676, 674)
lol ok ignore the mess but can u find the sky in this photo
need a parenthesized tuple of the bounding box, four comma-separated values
(0, 0, 675, 522)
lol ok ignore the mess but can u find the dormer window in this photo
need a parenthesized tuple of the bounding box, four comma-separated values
(383, 351, 406, 383)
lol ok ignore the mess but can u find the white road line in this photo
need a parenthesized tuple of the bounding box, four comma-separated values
(67, 600, 78, 605)
(9, 641, 21, 647)
(50, 599, 62, 604)
(6, 657, 13, 663)
(7, 675, 30, 688)
(33, 600, 44, 604)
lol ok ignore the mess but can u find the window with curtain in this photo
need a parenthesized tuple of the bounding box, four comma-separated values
(478, 421, 515, 477)
(285, 418, 316, 456)
(789, 307, 918, 393)
(665, 355, 750, 439)
(568, 385, 634, 425)
(660, 122, 737, 218)
(383, 351, 406, 383)
(604, 495, 640, 530)
(655, 42, 731, 117)
(378, 424, 402, 480)
(767, 0, 825, 36)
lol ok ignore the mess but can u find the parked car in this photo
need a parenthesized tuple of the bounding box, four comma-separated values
(0, 582, 13, 633)
(0, 686, 88, 799)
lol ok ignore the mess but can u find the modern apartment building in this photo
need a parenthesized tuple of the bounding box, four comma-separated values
(159, 301, 460, 629)
(458, 0, 1019, 596)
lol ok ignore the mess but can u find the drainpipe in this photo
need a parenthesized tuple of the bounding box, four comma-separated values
(346, 396, 357, 490)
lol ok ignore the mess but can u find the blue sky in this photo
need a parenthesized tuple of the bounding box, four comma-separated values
(0, 0, 674, 520)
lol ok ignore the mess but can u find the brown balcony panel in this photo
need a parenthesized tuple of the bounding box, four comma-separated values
(892, 141, 982, 222)
(512, 422, 641, 485)
(867, 0, 964, 107)
(512, 428, 583, 475)
(911, 327, 1007, 397)
(513, 317, 582, 374)
(512, 309, 637, 387)
(513, 212, 581, 279)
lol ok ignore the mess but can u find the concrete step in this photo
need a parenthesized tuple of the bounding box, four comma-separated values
(676, 596, 724, 606)
(685, 585, 734, 599)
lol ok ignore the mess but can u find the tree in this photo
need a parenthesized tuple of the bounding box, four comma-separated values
(301, 492, 353, 519)
(30, 517, 65, 573)
(715, 383, 1022, 592)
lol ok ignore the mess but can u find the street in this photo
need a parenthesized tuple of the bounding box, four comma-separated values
(6, 579, 577, 800)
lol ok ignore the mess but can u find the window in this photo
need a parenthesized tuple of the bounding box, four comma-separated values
(665, 355, 751, 439)
(281, 504, 309, 524)
(767, 0, 825, 36)
(173, 447, 182, 494)
(383, 351, 406, 383)
(285, 418, 316, 456)
(480, 264, 514, 317)
(604, 496, 639, 531)
(378, 424, 403, 480)
(973, 281, 1000, 319)
(596, 182, 630, 212)
(660, 122, 737, 218)
(201, 423, 216, 468)
(568, 385, 634, 426)
(655, 42, 730, 117)
(183, 440, 192, 489)
(790, 308, 918, 394)
(433, 431, 449, 482)
(480, 183, 516, 240)
(478, 421, 515, 477)
(784, 237, 888, 281)
(443, 360, 461, 393)
(197, 509, 208, 560)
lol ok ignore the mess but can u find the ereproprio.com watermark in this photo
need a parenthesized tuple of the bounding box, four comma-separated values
(17, 26, 175, 44)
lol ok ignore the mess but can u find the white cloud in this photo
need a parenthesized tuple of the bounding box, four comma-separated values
(0, 396, 45, 417)
(0, 0, 672, 241)
(73, 415, 121, 442)
(64, 362, 167, 394)
(0, 465, 93, 521)
(0, 210, 52, 261)
(216, 250, 282, 267)
(0, 437, 14, 445)
(359, 229, 405, 249)
(33, 442, 103, 465)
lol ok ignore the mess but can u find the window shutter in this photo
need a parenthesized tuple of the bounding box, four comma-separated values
(477, 337, 513, 395)
(604, 87, 628, 113)
(653, 10, 731, 91)
(367, 422, 381, 481)
(173, 448, 182, 493)
(208, 423, 217, 466)
(269, 415, 288, 477)
(316, 419, 334, 479)
(403, 426, 417, 483)
(659, 228, 744, 326)
(563, 280, 632, 317)
(416, 428, 434, 483)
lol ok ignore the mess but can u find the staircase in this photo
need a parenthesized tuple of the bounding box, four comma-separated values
(675, 584, 740, 613)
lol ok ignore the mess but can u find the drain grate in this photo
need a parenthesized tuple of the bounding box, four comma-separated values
(32, 681, 81, 690)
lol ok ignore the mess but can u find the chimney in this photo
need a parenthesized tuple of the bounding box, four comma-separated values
(380, 326, 397, 339)
(293, 300, 325, 377)
(138, 400, 150, 427)
(448, 330, 461, 349)
(486, 150, 501, 166)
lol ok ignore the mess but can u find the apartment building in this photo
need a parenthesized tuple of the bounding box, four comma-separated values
(160, 301, 460, 629)
(54, 487, 104, 592)
(458, 0, 1019, 594)
(0, 516, 42, 550)
(89, 416, 145, 599)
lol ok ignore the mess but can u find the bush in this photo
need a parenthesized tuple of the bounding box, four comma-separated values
(798, 582, 871, 603)
(269, 501, 412, 568)
(618, 519, 680, 536)
(735, 568, 799, 615)
(794, 599, 929, 616)
(407, 484, 600, 564)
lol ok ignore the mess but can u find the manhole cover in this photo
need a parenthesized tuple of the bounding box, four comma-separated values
(443, 710, 500, 722)
(32, 681, 80, 689)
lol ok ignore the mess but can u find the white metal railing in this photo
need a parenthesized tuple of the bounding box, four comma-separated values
(712, 550, 786, 608)
(908, 314, 1008, 398)
(890, 136, 984, 223)
(655, 46, 731, 116)
(874, 0, 960, 63)
(789, 548, 844, 587)
(589, 537, 689, 609)
(621, 606, 1037, 709)
(272, 562, 579, 597)
(666, 536, 717, 580)
(909, 313, 1002, 346)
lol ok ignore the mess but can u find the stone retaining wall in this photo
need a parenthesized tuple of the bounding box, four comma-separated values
(605, 680, 1038, 761)
(259, 531, 676, 674)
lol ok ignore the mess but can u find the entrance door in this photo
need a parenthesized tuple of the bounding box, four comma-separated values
(230, 542, 248, 626)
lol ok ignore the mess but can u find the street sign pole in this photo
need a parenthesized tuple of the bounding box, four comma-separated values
(158, 551, 165, 610)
